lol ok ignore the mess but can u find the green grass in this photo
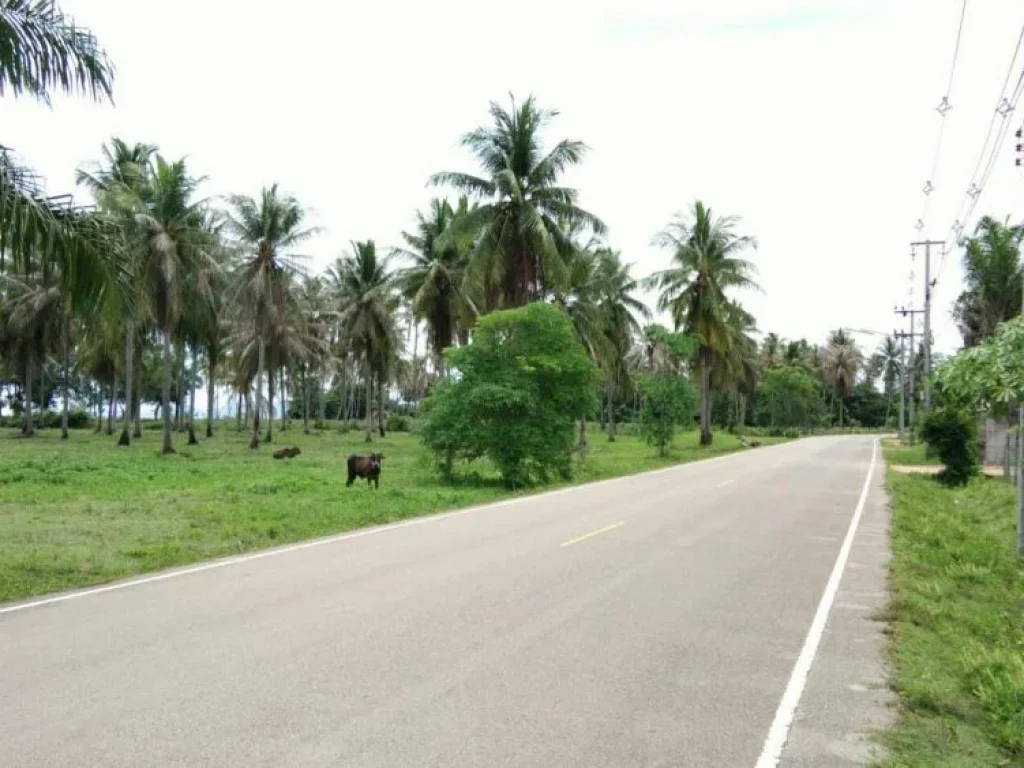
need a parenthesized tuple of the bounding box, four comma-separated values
(879, 458, 1024, 766)
(0, 423, 784, 604)
(881, 438, 932, 466)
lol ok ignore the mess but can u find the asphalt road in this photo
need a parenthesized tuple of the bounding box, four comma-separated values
(1, 436, 886, 767)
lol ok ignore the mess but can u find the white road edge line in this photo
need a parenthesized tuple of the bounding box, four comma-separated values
(0, 437, 805, 617)
(753, 438, 879, 768)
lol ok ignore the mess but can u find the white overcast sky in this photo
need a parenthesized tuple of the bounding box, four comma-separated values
(6, 0, 1024, 358)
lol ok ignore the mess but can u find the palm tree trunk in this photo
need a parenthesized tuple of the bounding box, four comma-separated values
(266, 359, 275, 443)
(93, 384, 102, 434)
(578, 415, 587, 451)
(133, 345, 142, 438)
(106, 376, 116, 435)
(61, 315, 71, 440)
(161, 324, 175, 454)
(280, 367, 287, 431)
(175, 340, 186, 432)
(607, 378, 617, 442)
(302, 366, 311, 435)
(839, 398, 845, 429)
(316, 370, 326, 427)
(699, 346, 713, 446)
(118, 321, 133, 446)
(250, 339, 265, 449)
(24, 351, 34, 437)
(206, 345, 216, 438)
(377, 376, 386, 437)
(187, 346, 198, 445)
(364, 363, 373, 443)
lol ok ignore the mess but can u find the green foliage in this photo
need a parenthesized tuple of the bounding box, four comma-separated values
(881, 468, 1024, 765)
(419, 302, 598, 487)
(920, 407, 979, 486)
(756, 365, 825, 429)
(638, 373, 697, 456)
(937, 316, 1024, 411)
(386, 414, 413, 432)
(1, 408, 90, 429)
(842, 384, 889, 429)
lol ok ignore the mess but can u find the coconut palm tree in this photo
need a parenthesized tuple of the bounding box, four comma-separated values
(647, 201, 759, 446)
(953, 216, 1023, 347)
(876, 335, 901, 425)
(821, 329, 863, 427)
(782, 338, 812, 369)
(226, 184, 314, 448)
(392, 197, 476, 377)
(760, 333, 782, 370)
(1, 0, 115, 273)
(594, 248, 648, 441)
(77, 138, 157, 446)
(330, 240, 397, 442)
(125, 156, 215, 454)
(430, 94, 604, 308)
(0, 264, 61, 435)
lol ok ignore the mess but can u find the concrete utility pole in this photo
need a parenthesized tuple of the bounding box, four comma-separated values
(1015, 125, 1023, 556)
(911, 240, 944, 411)
(894, 329, 909, 442)
(896, 307, 924, 443)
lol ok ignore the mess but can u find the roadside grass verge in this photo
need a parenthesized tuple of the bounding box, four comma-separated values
(881, 438, 930, 467)
(879, 460, 1024, 765)
(0, 425, 785, 604)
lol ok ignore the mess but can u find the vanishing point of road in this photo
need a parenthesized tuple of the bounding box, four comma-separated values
(1, 436, 892, 766)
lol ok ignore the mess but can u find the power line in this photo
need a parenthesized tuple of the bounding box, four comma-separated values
(933, 25, 1024, 288)
(914, 1, 969, 235)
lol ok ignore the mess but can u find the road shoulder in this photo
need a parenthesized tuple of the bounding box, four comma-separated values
(779, 451, 896, 766)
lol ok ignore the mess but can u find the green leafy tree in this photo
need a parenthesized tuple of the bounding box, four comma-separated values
(757, 365, 825, 429)
(419, 302, 598, 487)
(647, 201, 759, 447)
(639, 373, 698, 457)
(430, 94, 605, 308)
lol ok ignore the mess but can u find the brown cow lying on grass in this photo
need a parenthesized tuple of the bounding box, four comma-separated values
(347, 453, 384, 488)
(272, 446, 301, 459)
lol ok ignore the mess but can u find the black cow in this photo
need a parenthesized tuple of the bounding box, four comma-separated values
(347, 453, 384, 488)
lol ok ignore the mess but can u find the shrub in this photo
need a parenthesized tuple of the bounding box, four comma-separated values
(921, 407, 979, 486)
(386, 414, 413, 432)
(638, 373, 697, 456)
(419, 302, 598, 488)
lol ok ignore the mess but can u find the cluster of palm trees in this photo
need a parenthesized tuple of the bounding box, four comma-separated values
(757, 329, 908, 428)
(3, 0, 923, 459)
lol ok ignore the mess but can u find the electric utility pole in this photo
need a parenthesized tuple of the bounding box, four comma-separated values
(1015, 125, 1023, 556)
(894, 329, 909, 442)
(896, 306, 924, 443)
(911, 240, 943, 411)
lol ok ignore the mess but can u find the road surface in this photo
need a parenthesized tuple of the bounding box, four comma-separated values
(1, 436, 890, 766)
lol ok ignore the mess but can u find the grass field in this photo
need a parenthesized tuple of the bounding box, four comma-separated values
(880, 445, 1024, 766)
(0, 423, 783, 604)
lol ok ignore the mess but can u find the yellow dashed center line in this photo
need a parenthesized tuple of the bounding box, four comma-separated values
(560, 521, 625, 548)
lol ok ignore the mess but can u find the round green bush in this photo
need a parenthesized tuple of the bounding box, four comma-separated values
(920, 407, 979, 486)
